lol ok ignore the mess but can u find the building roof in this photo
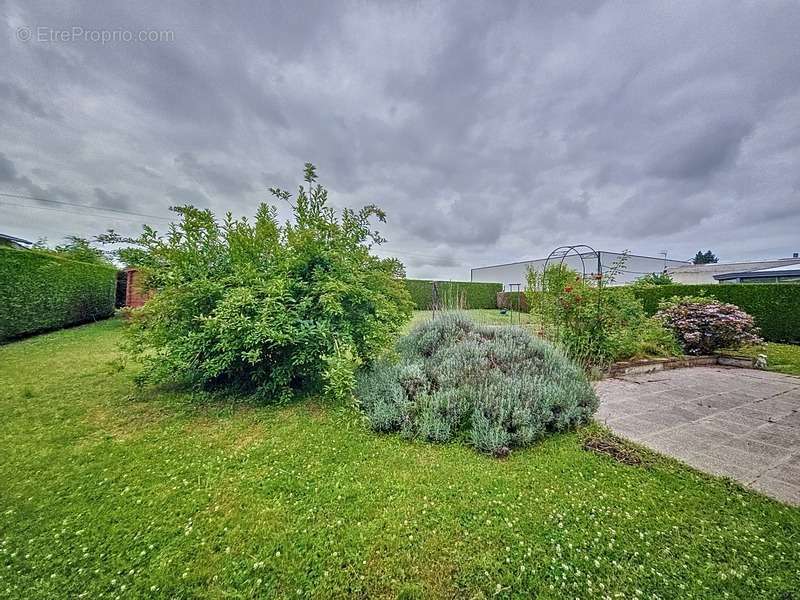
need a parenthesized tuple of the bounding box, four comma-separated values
(713, 261, 800, 281)
(0, 233, 33, 247)
(669, 258, 800, 275)
(754, 263, 800, 272)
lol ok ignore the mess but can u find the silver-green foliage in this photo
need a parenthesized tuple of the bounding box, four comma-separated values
(357, 314, 598, 455)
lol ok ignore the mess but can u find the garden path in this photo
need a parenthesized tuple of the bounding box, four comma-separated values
(595, 367, 800, 506)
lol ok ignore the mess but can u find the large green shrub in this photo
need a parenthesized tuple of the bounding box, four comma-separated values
(404, 280, 501, 310)
(0, 248, 116, 341)
(116, 164, 413, 402)
(50, 235, 114, 265)
(628, 284, 800, 342)
(356, 313, 597, 455)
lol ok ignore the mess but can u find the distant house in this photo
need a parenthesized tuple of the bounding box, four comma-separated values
(668, 256, 800, 284)
(471, 250, 689, 289)
(713, 262, 800, 284)
(0, 233, 32, 249)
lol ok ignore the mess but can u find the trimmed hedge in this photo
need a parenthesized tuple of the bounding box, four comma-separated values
(0, 248, 116, 342)
(521, 284, 798, 342)
(404, 279, 502, 310)
(628, 284, 800, 343)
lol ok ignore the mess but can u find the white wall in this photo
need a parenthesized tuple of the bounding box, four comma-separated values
(667, 269, 720, 284)
(471, 252, 689, 289)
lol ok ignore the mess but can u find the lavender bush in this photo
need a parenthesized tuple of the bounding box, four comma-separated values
(656, 296, 762, 355)
(356, 314, 598, 456)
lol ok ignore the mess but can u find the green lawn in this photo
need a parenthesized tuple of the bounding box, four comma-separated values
(404, 309, 534, 334)
(725, 342, 800, 376)
(1, 320, 799, 599)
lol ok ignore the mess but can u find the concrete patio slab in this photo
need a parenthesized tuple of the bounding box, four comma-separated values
(594, 366, 800, 506)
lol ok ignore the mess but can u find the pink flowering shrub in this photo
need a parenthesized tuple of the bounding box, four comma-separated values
(655, 296, 763, 355)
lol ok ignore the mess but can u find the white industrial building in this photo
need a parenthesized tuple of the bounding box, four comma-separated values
(471, 251, 690, 289)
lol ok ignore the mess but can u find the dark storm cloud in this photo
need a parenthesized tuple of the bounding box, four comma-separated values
(0, 153, 59, 199)
(93, 187, 132, 210)
(0, 81, 53, 119)
(614, 188, 714, 238)
(405, 199, 506, 246)
(402, 253, 462, 269)
(165, 185, 210, 207)
(0, 153, 18, 181)
(175, 153, 254, 197)
(2, 0, 800, 276)
(0, 153, 47, 200)
(647, 118, 754, 181)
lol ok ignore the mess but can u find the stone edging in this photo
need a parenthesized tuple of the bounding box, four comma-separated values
(606, 354, 761, 377)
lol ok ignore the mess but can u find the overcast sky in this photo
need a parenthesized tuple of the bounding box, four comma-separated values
(2, 1, 799, 278)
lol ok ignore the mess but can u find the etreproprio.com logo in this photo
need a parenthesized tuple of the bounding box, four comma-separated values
(16, 26, 175, 44)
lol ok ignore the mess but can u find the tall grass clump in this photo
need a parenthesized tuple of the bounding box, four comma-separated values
(356, 314, 597, 455)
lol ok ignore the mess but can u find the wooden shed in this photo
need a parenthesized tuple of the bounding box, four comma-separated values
(123, 268, 152, 308)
